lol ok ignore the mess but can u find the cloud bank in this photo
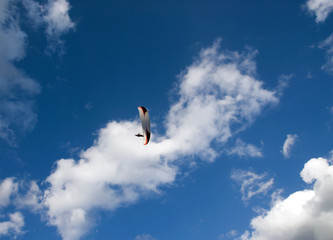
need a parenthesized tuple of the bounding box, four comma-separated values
(238, 157, 333, 240)
(40, 41, 278, 240)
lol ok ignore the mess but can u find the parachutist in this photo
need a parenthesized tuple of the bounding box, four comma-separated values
(137, 106, 151, 145)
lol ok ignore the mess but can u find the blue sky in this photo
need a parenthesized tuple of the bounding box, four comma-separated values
(0, 0, 333, 239)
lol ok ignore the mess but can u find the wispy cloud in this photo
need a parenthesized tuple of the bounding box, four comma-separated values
(36, 40, 278, 240)
(319, 33, 333, 73)
(304, 0, 333, 74)
(135, 234, 157, 240)
(23, 0, 75, 53)
(219, 229, 239, 239)
(84, 102, 93, 110)
(0, 0, 74, 145)
(282, 134, 298, 158)
(228, 139, 263, 158)
(231, 170, 274, 202)
(237, 157, 333, 240)
(305, 0, 333, 22)
(276, 74, 293, 96)
(0, 0, 41, 145)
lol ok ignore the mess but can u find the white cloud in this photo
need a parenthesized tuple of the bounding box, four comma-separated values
(0, 178, 18, 208)
(231, 170, 274, 202)
(238, 157, 333, 240)
(42, 121, 179, 240)
(305, 0, 333, 22)
(0, 212, 24, 237)
(282, 134, 298, 158)
(44, 0, 75, 36)
(319, 33, 333, 73)
(40, 40, 278, 240)
(15, 180, 42, 212)
(276, 74, 293, 96)
(0, 0, 74, 144)
(0, 178, 42, 211)
(219, 230, 239, 239)
(329, 150, 333, 163)
(0, 0, 41, 145)
(228, 139, 263, 158)
(23, 0, 75, 53)
(135, 234, 157, 240)
(0, 178, 36, 238)
(0, 178, 42, 238)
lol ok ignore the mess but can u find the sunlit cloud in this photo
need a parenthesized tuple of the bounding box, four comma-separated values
(237, 157, 333, 240)
(40, 40, 278, 240)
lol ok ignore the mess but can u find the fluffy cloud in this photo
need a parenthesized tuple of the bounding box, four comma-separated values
(0, 212, 24, 237)
(238, 157, 333, 240)
(0, 0, 41, 145)
(43, 121, 177, 240)
(282, 134, 298, 158)
(41, 40, 278, 240)
(231, 170, 274, 202)
(228, 139, 263, 158)
(305, 0, 333, 22)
